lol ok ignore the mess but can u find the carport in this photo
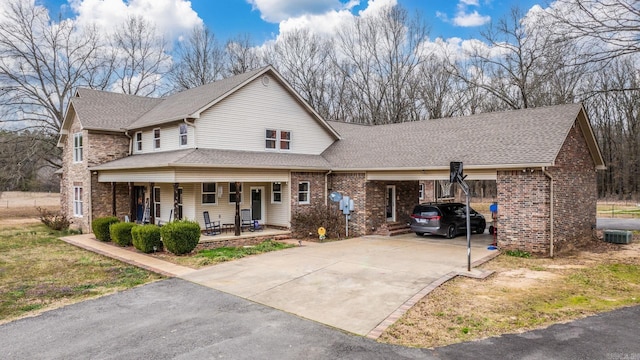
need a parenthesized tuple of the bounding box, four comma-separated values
(323, 103, 605, 256)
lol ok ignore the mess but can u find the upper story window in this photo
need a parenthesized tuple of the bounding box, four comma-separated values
(73, 132, 83, 162)
(179, 124, 188, 146)
(153, 128, 161, 149)
(202, 182, 217, 205)
(265, 129, 291, 151)
(135, 132, 142, 152)
(298, 181, 310, 204)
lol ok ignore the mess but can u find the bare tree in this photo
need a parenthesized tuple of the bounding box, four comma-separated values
(264, 28, 336, 119)
(450, 7, 578, 110)
(170, 25, 225, 91)
(334, 4, 429, 124)
(111, 15, 171, 96)
(550, 0, 640, 64)
(225, 33, 263, 75)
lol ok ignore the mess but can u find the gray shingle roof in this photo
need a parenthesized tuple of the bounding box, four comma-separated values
(322, 103, 585, 170)
(126, 67, 268, 129)
(90, 148, 331, 171)
(72, 88, 162, 131)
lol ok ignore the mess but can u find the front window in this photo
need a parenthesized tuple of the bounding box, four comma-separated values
(298, 181, 310, 204)
(272, 182, 282, 204)
(177, 188, 183, 220)
(153, 128, 161, 149)
(202, 182, 217, 204)
(419, 183, 425, 200)
(73, 133, 83, 162)
(135, 132, 142, 152)
(179, 124, 188, 146)
(229, 182, 242, 203)
(153, 187, 161, 218)
(73, 186, 83, 216)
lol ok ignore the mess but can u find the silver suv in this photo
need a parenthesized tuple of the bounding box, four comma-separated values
(410, 202, 486, 238)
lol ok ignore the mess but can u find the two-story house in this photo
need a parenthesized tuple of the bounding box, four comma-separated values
(58, 66, 605, 255)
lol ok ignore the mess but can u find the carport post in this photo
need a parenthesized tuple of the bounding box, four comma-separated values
(459, 180, 471, 272)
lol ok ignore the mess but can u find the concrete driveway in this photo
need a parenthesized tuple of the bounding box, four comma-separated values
(182, 233, 496, 336)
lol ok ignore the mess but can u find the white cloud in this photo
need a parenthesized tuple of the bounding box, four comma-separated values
(248, 0, 346, 23)
(453, 10, 490, 27)
(438, 0, 491, 28)
(69, 0, 202, 42)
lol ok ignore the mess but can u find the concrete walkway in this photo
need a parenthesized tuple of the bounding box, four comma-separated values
(61, 233, 498, 338)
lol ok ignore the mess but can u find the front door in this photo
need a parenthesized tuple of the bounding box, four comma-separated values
(134, 186, 146, 222)
(386, 185, 396, 222)
(250, 187, 265, 223)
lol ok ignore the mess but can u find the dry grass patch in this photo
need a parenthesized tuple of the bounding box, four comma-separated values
(379, 236, 640, 348)
(0, 223, 163, 324)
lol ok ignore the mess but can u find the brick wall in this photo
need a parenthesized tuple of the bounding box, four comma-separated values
(329, 173, 367, 236)
(366, 181, 418, 234)
(60, 114, 130, 233)
(420, 180, 436, 202)
(497, 121, 597, 255)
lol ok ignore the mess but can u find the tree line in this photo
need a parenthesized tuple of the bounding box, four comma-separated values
(0, 0, 637, 199)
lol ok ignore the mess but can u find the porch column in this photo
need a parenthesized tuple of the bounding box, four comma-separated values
(173, 183, 179, 221)
(234, 181, 241, 236)
(128, 182, 134, 221)
(149, 182, 155, 225)
(111, 182, 117, 216)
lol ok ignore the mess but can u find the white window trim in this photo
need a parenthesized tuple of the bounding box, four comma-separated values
(134, 131, 142, 153)
(201, 182, 217, 205)
(271, 182, 282, 204)
(153, 186, 161, 219)
(229, 182, 243, 204)
(298, 181, 310, 205)
(179, 124, 188, 147)
(73, 132, 83, 163)
(419, 183, 425, 200)
(73, 186, 83, 217)
(153, 128, 161, 150)
(265, 129, 291, 151)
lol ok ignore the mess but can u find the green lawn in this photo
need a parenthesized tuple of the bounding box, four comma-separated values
(0, 223, 163, 324)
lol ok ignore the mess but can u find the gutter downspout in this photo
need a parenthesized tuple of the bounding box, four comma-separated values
(324, 170, 332, 206)
(124, 130, 132, 155)
(542, 167, 554, 258)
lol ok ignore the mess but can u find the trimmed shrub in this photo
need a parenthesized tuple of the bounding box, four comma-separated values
(92, 216, 119, 242)
(161, 220, 201, 255)
(110, 222, 137, 247)
(132, 225, 163, 253)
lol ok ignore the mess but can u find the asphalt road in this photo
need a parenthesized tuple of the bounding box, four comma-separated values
(597, 217, 640, 231)
(1, 278, 639, 360)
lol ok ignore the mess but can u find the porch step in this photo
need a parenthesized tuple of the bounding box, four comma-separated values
(386, 222, 412, 237)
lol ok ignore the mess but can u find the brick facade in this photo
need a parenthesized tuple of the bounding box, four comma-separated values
(329, 173, 367, 236)
(60, 115, 130, 233)
(497, 121, 597, 255)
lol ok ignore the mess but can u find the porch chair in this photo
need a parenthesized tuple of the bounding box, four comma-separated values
(203, 211, 221, 235)
(240, 209, 253, 232)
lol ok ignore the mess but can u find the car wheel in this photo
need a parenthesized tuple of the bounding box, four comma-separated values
(446, 224, 456, 239)
(489, 226, 495, 235)
(476, 221, 486, 234)
(415, 232, 424, 237)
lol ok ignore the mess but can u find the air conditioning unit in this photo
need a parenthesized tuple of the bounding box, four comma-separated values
(603, 230, 633, 244)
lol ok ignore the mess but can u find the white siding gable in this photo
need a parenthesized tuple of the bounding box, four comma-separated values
(195, 74, 335, 155)
(133, 123, 195, 154)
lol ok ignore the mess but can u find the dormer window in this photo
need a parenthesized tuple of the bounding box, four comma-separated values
(265, 129, 291, 151)
(153, 128, 160, 149)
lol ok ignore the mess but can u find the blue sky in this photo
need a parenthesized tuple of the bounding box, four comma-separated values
(40, 0, 544, 45)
